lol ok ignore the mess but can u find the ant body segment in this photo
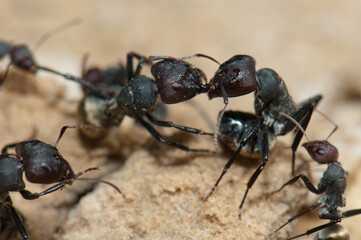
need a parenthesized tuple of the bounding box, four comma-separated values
(0, 125, 121, 240)
(205, 67, 322, 218)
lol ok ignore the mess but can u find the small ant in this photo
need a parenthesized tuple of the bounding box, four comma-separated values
(78, 52, 217, 152)
(0, 125, 122, 240)
(267, 117, 360, 240)
(205, 67, 322, 218)
(0, 19, 106, 98)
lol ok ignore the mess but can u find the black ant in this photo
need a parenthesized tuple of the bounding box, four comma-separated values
(0, 19, 106, 98)
(150, 54, 258, 151)
(0, 125, 122, 240)
(205, 67, 322, 218)
(78, 52, 222, 152)
(267, 117, 360, 240)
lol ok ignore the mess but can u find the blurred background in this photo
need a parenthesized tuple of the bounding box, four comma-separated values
(1, 0, 360, 239)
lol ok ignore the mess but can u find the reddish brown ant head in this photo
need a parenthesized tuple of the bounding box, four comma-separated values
(302, 140, 339, 164)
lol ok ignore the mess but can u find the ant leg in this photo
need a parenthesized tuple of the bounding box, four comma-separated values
(19, 167, 98, 200)
(288, 209, 361, 240)
(205, 120, 260, 201)
(1, 143, 19, 154)
(4, 196, 29, 239)
(136, 114, 213, 153)
(126, 52, 151, 81)
(144, 113, 213, 136)
(288, 220, 339, 240)
(271, 174, 323, 195)
(36, 65, 108, 99)
(268, 202, 322, 239)
(342, 208, 361, 218)
(238, 125, 268, 218)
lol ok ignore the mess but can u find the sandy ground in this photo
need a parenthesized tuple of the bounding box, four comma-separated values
(0, 1, 361, 240)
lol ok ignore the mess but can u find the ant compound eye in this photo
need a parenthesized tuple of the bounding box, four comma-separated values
(172, 82, 185, 92)
(41, 162, 53, 172)
(317, 149, 325, 155)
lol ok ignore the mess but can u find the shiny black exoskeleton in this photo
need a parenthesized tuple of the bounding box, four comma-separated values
(78, 52, 215, 152)
(205, 67, 322, 217)
(0, 125, 121, 240)
(270, 140, 361, 240)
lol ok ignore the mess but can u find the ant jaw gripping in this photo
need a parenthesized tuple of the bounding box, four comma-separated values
(302, 140, 339, 164)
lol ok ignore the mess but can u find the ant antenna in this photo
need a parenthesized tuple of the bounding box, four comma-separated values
(279, 112, 311, 143)
(36, 65, 108, 98)
(77, 177, 123, 195)
(33, 18, 82, 52)
(315, 109, 338, 140)
(54, 125, 104, 147)
(180, 53, 221, 65)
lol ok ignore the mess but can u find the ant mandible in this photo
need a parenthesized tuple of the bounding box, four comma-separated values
(0, 125, 122, 240)
(0, 19, 106, 98)
(205, 67, 322, 218)
(267, 117, 360, 240)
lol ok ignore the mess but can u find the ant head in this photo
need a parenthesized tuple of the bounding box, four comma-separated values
(0, 156, 25, 191)
(256, 68, 284, 104)
(0, 40, 10, 60)
(208, 55, 257, 99)
(151, 59, 207, 104)
(15, 141, 71, 184)
(302, 140, 339, 164)
(83, 67, 103, 86)
(10, 45, 37, 73)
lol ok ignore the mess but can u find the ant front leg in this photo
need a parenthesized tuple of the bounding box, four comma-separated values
(271, 173, 323, 195)
(144, 113, 213, 136)
(19, 167, 98, 200)
(1, 143, 19, 154)
(126, 52, 151, 81)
